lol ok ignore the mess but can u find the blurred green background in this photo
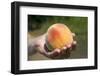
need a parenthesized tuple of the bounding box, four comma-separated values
(28, 15, 88, 60)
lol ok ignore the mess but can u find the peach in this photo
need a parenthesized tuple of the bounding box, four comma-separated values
(46, 23, 73, 51)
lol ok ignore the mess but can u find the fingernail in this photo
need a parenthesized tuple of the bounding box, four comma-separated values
(62, 46, 67, 50)
(67, 44, 71, 48)
(73, 41, 77, 45)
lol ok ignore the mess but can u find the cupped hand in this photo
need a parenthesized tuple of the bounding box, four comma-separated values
(36, 33, 77, 59)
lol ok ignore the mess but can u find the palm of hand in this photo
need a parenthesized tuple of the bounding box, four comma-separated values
(35, 33, 77, 59)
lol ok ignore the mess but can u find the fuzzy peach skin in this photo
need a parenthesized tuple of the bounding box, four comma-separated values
(46, 23, 73, 51)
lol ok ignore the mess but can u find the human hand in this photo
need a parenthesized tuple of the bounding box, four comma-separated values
(36, 33, 77, 59)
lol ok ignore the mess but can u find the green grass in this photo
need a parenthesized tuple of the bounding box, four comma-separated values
(28, 15, 88, 59)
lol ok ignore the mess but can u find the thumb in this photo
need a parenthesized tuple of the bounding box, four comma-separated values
(54, 49, 61, 53)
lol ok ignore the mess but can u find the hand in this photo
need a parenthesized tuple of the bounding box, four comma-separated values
(36, 33, 77, 59)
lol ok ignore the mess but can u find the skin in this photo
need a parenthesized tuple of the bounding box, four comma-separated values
(28, 33, 77, 59)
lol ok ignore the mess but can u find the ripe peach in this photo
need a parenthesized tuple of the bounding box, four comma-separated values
(46, 23, 73, 51)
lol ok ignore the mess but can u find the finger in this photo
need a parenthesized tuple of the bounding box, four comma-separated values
(66, 44, 72, 51)
(73, 41, 77, 45)
(72, 33, 76, 37)
(54, 49, 61, 54)
(67, 44, 72, 48)
(72, 41, 77, 50)
(62, 46, 67, 50)
(60, 46, 67, 55)
(65, 44, 71, 49)
(49, 49, 61, 58)
(43, 48, 60, 59)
